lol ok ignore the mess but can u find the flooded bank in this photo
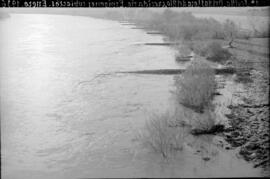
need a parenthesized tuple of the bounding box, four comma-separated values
(0, 13, 263, 178)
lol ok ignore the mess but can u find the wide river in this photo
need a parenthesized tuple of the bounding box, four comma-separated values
(0, 13, 262, 178)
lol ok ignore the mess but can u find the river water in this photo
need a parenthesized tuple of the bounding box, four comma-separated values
(0, 13, 262, 178)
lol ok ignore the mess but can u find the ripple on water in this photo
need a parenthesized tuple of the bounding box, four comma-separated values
(1, 13, 264, 178)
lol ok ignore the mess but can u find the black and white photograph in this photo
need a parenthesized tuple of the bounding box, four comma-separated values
(0, 1, 269, 178)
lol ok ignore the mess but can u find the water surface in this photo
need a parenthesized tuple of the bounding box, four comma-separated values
(0, 13, 262, 178)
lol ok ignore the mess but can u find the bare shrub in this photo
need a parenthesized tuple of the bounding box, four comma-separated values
(190, 108, 216, 132)
(205, 42, 232, 63)
(174, 58, 216, 113)
(176, 44, 192, 57)
(192, 41, 232, 64)
(139, 112, 187, 158)
(231, 56, 254, 84)
(191, 41, 209, 57)
(223, 19, 238, 48)
(174, 44, 193, 62)
(175, 105, 221, 135)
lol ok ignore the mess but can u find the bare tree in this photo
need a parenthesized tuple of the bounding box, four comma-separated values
(223, 19, 238, 48)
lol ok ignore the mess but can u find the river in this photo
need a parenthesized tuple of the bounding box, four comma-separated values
(0, 13, 262, 178)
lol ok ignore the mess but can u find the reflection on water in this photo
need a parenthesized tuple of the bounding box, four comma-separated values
(0, 13, 262, 178)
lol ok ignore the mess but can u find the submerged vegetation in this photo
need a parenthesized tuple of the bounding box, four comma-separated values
(138, 112, 187, 158)
(139, 59, 221, 157)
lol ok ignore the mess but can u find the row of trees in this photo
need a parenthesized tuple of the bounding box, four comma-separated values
(105, 8, 269, 47)
(104, 9, 245, 48)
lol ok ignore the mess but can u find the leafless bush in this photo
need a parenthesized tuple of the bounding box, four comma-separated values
(175, 105, 220, 135)
(190, 108, 216, 133)
(223, 19, 238, 48)
(174, 44, 193, 62)
(205, 42, 232, 63)
(178, 104, 221, 136)
(176, 44, 192, 57)
(192, 41, 232, 64)
(138, 112, 187, 158)
(191, 41, 209, 57)
(230, 56, 254, 84)
(174, 58, 216, 113)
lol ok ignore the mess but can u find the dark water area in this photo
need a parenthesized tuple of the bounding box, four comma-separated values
(0, 14, 262, 178)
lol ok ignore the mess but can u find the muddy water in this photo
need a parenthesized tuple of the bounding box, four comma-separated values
(0, 14, 262, 178)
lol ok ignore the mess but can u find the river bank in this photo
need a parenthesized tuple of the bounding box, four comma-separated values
(116, 16, 269, 175)
(222, 38, 269, 172)
(1, 11, 268, 178)
(191, 37, 270, 173)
